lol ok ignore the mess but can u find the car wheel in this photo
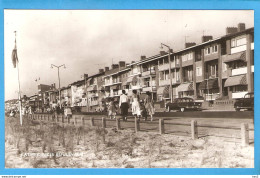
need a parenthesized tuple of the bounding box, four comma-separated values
(180, 108, 185, 112)
(167, 106, 171, 112)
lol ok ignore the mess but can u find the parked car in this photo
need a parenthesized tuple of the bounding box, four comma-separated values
(165, 97, 202, 112)
(234, 92, 254, 111)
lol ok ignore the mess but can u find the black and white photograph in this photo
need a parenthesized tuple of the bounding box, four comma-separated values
(4, 10, 254, 168)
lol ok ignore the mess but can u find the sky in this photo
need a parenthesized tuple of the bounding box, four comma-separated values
(4, 10, 254, 100)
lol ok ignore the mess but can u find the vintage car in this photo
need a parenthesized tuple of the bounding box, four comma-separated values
(234, 92, 254, 111)
(165, 97, 202, 112)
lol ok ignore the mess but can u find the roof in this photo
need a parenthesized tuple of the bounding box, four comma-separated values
(129, 27, 254, 66)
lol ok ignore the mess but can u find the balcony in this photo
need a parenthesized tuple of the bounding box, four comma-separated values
(90, 100, 99, 106)
(132, 85, 142, 90)
(183, 76, 193, 83)
(158, 63, 170, 71)
(204, 53, 219, 62)
(231, 45, 246, 54)
(141, 70, 156, 77)
(232, 91, 248, 99)
(231, 66, 254, 76)
(88, 92, 98, 98)
(251, 42, 254, 50)
(232, 67, 247, 76)
(159, 78, 179, 86)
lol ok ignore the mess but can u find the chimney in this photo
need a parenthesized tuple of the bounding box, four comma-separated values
(202, 36, 213, 43)
(111, 64, 119, 69)
(238, 23, 246, 32)
(119, 61, 126, 68)
(185, 42, 196, 48)
(53, 83, 56, 89)
(84, 74, 88, 79)
(169, 49, 173, 53)
(105, 67, 109, 71)
(226, 27, 238, 35)
(131, 61, 135, 64)
(160, 51, 167, 56)
(140, 56, 146, 60)
(99, 69, 104, 73)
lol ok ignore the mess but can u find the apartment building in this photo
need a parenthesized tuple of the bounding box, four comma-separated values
(129, 23, 253, 103)
(26, 22, 253, 113)
(103, 61, 131, 101)
(85, 70, 105, 111)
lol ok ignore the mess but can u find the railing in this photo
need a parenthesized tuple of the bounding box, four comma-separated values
(183, 76, 193, 83)
(28, 114, 253, 146)
(158, 62, 177, 71)
(141, 69, 156, 77)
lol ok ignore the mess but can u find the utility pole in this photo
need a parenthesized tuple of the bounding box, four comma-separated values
(161, 43, 173, 102)
(51, 64, 66, 105)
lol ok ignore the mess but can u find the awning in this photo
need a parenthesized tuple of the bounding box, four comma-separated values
(87, 85, 97, 92)
(163, 85, 170, 98)
(177, 83, 193, 92)
(224, 75, 247, 87)
(110, 85, 120, 90)
(222, 51, 246, 63)
(157, 87, 165, 95)
(199, 78, 218, 90)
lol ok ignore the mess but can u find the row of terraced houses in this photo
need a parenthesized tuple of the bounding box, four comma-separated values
(24, 23, 254, 112)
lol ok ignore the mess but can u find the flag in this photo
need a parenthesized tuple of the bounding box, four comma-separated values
(12, 45, 18, 68)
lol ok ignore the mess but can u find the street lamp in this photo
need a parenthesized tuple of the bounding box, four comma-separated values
(160, 43, 173, 103)
(51, 64, 66, 104)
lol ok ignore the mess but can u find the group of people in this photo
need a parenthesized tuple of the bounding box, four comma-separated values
(107, 90, 155, 121)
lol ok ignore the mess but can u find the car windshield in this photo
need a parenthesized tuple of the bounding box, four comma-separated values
(245, 93, 254, 98)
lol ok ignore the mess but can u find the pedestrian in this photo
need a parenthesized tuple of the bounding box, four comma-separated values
(131, 90, 141, 120)
(64, 101, 72, 119)
(144, 91, 155, 121)
(108, 97, 117, 120)
(119, 90, 129, 121)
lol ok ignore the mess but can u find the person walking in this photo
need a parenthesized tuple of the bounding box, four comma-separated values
(119, 90, 129, 121)
(131, 90, 141, 120)
(108, 97, 117, 120)
(144, 91, 155, 121)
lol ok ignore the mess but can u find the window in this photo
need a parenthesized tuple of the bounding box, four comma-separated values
(165, 70, 169, 80)
(205, 47, 211, 55)
(231, 36, 247, 48)
(176, 71, 180, 81)
(196, 67, 202, 76)
(188, 52, 193, 60)
(236, 37, 246, 46)
(222, 63, 227, 71)
(212, 45, 218, 53)
(231, 39, 236, 47)
(182, 54, 187, 62)
(231, 85, 248, 92)
(176, 58, 180, 64)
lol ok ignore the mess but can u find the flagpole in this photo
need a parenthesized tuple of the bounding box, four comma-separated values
(14, 31, 23, 126)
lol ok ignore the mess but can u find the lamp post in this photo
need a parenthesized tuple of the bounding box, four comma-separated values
(51, 64, 66, 105)
(161, 43, 173, 102)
